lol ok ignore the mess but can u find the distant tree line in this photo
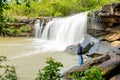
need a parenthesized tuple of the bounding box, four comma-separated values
(0, 0, 119, 36)
(4, 0, 120, 17)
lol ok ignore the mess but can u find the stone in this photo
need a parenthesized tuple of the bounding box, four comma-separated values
(62, 53, 110, 79)
(64, 45, 78, 55)
(98, 58, 120, 80)
(19, 17, 52, 24)
(86, 53, 102, 58)
(110, 74, 120, 80)
(62, 53, 120, 79)
(99, 2, 120, 16)
(88, 41, 119, 55)
(111, 41, 120, 47)
(104, 33, 120, 41)
(64, 35, 96, 55)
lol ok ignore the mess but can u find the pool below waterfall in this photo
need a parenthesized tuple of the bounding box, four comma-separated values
(0, 37, 87, 80)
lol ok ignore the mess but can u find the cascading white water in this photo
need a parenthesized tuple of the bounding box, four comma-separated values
(34, 20, 40, 38)
(41, 12, 88, 45)
(34, 19, 44, 38)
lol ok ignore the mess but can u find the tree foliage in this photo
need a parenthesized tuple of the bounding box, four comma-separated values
(4, 0, 120, 17)
(35, 57, 63, 80)
(0, 56, 19, 80)
(0, 0, 9, 36)
(70, 66, 105, 80)
(0, 56, 106, 80)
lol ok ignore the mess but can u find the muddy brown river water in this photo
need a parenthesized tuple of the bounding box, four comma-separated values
(0, 37, 80, 80)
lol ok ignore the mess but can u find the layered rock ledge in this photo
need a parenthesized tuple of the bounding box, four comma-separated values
(62, 53, 120, 80)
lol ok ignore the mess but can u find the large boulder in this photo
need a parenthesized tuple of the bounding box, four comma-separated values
(65, 34, 96, 54)
(62, 53, 110, 78)
(98, 58, 120, 80)
(110, 74, 120, 80)
(62, 53, 120, 80)
(88, 41, 120, 55)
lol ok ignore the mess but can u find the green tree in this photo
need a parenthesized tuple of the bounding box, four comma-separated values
(0, 0, 9, 36)
(4, 0, 120, 17)
(15, 0, 21, 5)
(35, 57, 63, 80)
(0, 56, 19, 80)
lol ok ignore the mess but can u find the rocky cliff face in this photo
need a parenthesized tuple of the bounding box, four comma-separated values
(7, 17, 52, 37)
(99, 2, 120, 16)
(98, 2, 120, 42)
(88, 2, 120, 37)
(87, 2, 120, 55)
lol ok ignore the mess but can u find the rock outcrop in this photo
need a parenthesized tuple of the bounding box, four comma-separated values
(87, 2, 120, 57)
(7, 17, 53, 37)
(18, 17, 52, 25)
(62, 53, 120, 80)
(98, 2, 120, 40)
(88, 41, 120, 55)
(88, 2, 120, 39)
(110, 74, 120, 80)
(99, 2, 120, 16)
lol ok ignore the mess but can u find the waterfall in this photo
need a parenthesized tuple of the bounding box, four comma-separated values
(34, 19, 44, 38)
(41, 12, 88, 45)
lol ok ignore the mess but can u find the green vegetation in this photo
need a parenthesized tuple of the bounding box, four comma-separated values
(0, 0, 119, 36)
(0, 56, 19, 80)
(1, 14, 31, 36)
(4, 0, 120, 17)
(6, 25, 32, 36)
(35, 57, 63, 80)
(70, 66, 105, 80)
(0, 0, 9, 36)
(6, 16, 20, 23)
(0, 56, 105, 80)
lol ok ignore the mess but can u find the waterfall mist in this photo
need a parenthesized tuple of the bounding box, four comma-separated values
(41, 12, 88, 44)
(34, 12, 88, 51)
